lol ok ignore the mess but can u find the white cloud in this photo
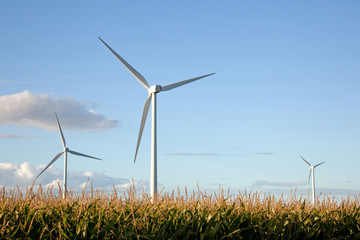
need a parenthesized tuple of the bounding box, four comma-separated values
(164, 152, 241, 157)
(0, 78, 24, 84)
(164, 152, 274, 157)
(251, 180, 307, 188)
(0, 134, 40, 139)
(16, 162, 35, 178)
(252, 152, 275, 155)
(45, 179, 62, 189)
(0, 162, 36, 186)
(0, 91, 118, 131)
(0, 162, 148, 193)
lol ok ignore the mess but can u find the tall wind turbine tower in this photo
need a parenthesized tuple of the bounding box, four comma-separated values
(36, 113, 102, 199)
(99, 37, 215, 198)
(300, 156, 325, 206)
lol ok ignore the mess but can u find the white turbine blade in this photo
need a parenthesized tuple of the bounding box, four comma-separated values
(36, 151, 64, 179)
(308, 169, 312, 184)
(314, 161, 325, 168)
(300, 155, 312, 167)
(134, 94, 152, 163)
(55, 113, 66, 148)
(161, 73, 215, 92)
(98, 37, 150, 89)
(68, 149, 102, 160)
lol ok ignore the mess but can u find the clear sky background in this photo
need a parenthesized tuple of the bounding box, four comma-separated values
(1, 1, 359, 199)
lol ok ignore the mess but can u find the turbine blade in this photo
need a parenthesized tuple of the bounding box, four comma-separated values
(300, 155, 312, 167)
(134, 94, 152, 163)
(314, 161, 325, 168)
(68, 149, 102, 160)
(55, 113, 66, 148)
(98, 37, 150, 89)
(161, 73, 215, 92)
(36, 151, 64, 179)
(308, 169, 312, 184)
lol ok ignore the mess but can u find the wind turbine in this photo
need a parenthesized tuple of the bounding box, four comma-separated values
(99, 37, 215, 198)
(36, 113, 102, 199)
(300, 156, 325, 206)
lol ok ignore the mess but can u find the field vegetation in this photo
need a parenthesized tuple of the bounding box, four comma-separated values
(1, 183, 359, 239)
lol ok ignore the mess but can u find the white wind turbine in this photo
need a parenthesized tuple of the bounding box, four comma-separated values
(99, 37, 215, 198)
(300, 156, 325, 206)
(36, 113, 102, 199)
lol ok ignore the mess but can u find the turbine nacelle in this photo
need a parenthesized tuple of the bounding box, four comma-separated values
(148, 85, 162, 94)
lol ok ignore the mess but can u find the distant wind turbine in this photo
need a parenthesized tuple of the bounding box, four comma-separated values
(99, 37, 215, 198)
(36, 113, 102, 199)
(300, 156, 325, 206)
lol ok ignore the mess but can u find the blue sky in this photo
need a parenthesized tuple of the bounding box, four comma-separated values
(1, 1, 359, 199)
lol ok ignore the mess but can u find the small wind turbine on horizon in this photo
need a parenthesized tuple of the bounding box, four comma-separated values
(300, 155, 325, 206)
(98, 37, 215, 199)
(36, 113, 102, 199)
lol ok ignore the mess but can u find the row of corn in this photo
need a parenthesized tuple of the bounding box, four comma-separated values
(1, 184, 359, 239)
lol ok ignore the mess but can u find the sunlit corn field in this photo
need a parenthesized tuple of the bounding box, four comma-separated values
(1, 184, 359, 239)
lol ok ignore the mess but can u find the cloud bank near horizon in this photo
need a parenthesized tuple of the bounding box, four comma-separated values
(248, 180, 360, 198)
(251, 180, 307, 188)
(0, 162, 147, 193)
(0, 91, 118, 131)
(1, 162, 358, 198)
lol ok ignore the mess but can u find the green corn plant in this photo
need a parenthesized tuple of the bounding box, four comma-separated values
(1, 184, 360, 239)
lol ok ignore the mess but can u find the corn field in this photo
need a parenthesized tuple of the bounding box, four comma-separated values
(1, 184, 359, 239)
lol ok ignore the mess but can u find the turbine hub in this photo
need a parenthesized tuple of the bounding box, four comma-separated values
(148, 85, 161, 94)
(65, 147, 69, 152)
